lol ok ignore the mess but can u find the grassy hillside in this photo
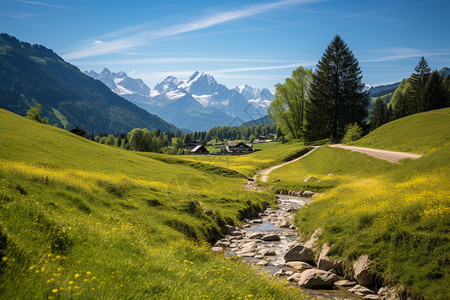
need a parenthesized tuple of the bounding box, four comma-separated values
(0, 109, 303, 299)
(267, 110, 450, 298)
(351, 108, 450, 154)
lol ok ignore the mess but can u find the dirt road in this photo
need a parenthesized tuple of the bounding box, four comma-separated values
(256, 146, 319, 182)
(328, 144, 422, 163)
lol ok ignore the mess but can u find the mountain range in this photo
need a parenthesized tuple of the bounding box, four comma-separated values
(0, 34, 177, 134)
(86, 69, 275, 131)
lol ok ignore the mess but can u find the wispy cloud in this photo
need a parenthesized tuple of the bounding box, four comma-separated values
(16, 0, 73, 10)
(74, 57, 297, 66)
(64, 0, 321, 60)
(361, 48, 450, 62)
(0, 10, 34, 19)
(209, 62, 316, 73)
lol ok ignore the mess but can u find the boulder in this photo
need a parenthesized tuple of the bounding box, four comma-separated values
(211, 247, 223, 252)
(317, 243, 344, 275)
(286, 261, 313, 271)
(256, 260, 268, 266)
(284, 244, 315, 263)
(230, 231, 243, 236)
(297, 269, 339, 288)
(303, 228, 322, 249)
(287, 273, 303, 282)
(353, 255, 374, 286)
(261, 234, 280, 241)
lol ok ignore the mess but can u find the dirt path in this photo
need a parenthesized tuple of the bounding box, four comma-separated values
(329, 144, 422, 163)
(256, 147, 319, 182)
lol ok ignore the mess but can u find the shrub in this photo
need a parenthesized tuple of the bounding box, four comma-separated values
(341, 123, 363, 143)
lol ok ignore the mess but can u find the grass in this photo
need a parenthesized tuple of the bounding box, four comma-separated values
(266, 146, 395, 192)
(266, 109, 450, 298)
(0, 109, 304, 299)
(350, 107, 450, 154)
(180, 142, 308, 177)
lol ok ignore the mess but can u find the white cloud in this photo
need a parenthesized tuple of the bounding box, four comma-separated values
(16, 0, 72, 10)
(361, 48, 450, 63)
(63, 0, 321, 60)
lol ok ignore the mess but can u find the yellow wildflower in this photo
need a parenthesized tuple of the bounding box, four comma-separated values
(51, 289, 58, 293)
(74, 273, 80, 278)
(1, 257, 7, 262)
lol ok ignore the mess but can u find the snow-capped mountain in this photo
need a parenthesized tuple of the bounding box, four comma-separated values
(85, 69, 274, 131)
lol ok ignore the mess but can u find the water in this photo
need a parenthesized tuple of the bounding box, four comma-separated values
(216, 194, 361, 300)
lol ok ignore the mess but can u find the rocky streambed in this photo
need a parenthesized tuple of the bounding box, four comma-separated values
(213, 195, 385, 300)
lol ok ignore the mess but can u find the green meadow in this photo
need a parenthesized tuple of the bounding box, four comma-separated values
(266, 108, 450, 298)
(0, 109, 303, 299)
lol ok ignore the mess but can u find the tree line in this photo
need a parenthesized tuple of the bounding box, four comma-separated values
(268, 35, 449, 143)
(370, 57, 450, 130)
(89, 123, 280, 154)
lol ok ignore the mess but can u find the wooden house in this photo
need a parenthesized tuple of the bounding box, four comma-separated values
(70, 126, 88, 137)
(190, 145, 209, 155)
(222, 141, 254, 154)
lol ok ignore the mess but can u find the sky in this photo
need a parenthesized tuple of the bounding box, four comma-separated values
(1, 0, 450, 91)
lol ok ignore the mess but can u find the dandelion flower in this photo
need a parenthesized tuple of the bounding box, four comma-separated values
(74, 273, 80, 278)
(2, 257, 7, 262)
(51, 289, 58, 293)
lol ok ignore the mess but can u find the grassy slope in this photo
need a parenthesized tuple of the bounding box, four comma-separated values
(181, 142, 308, 177)
(350, 107, 450, 154)
(0, 109, 302, 299)
(267, 109, 450, 298)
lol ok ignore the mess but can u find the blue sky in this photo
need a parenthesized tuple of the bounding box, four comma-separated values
(1, 0, 449, 90)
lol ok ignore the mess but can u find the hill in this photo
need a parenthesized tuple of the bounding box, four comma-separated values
(264, 109, 450, 298)
(351, 108, 450, 154)
(0, 34, 177, 134)
(0, 108, 302, 299)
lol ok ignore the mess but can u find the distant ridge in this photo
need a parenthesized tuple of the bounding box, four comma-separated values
(241, 115, 274, 126)
(0, 33, 178, 134)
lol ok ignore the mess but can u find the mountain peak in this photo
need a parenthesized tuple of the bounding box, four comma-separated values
(101, 67, 112, 75)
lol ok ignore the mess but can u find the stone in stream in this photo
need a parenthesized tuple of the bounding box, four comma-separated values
(237, 252, 258, 257)
(334, 279, 357, 287)
(353, 255, 374, 286)
(284, 244, 315, 263)
(250, 219, 263, 224)
(286, 261, 313, 271)
(230, 230, 243, 236)
(348, 285, 375, 295)
(259, 249, 276, 256)
(213, 241, 230, 247)
(261, 234, 281, 241)
(248, 232, 264, 239)
(274, 269, 286, 277)
(302, 191, 315, 197)
(297, 269, 339, 288)
(211, 247, 223, 252)
(255, 260, 269, 266)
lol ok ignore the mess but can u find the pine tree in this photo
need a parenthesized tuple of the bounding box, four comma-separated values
(306, 35, 369, 141)
(423, 70, 449, 110)
(370, 97, 387, 130)
(409, 56, 431, 113)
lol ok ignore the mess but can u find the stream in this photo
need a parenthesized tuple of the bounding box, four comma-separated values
(213, 194, 361, 300)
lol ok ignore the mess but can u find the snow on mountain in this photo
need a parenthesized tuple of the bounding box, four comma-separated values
(85, 69, 274, 131)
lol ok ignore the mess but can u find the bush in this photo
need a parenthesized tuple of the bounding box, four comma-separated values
(341, 123, 363, 143)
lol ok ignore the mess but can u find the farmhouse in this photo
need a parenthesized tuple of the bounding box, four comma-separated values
(70, 126, 88, 137)
(190, 145, 209, 155)
(222, 141, 254, 154)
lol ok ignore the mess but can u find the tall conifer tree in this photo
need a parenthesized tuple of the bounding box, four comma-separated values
(306, 35, 369, 141)
(409, 56, 431, 113)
